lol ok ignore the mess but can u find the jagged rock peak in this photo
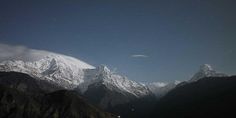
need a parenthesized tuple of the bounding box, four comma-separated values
(96, 65, 111, 74)
(199, 64, 213, 72)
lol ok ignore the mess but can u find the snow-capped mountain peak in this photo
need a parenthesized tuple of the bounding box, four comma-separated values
(200, 64, 213, 71)
(78, 65, 151, 97)
(0, 50, 95, 89)
(41, 54, 95, 69)
(0, 47, 151, 98)
(190, 64, 227, 82)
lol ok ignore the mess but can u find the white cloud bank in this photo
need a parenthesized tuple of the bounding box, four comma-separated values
(0, 43, 28, 61)
(0, 43, 51, 62)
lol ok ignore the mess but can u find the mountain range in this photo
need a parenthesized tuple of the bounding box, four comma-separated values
(0, 49, 166, 108)
(0, 48, 234, 118)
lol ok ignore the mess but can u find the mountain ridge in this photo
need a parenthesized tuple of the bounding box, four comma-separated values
(0, 49, 155, 109)
(0, 48, 230, 110)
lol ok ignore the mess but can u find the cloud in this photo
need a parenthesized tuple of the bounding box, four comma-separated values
(130, 54, 149, 58)
(0, 43, 51, 62)
(150, 82, 168, 87)
(0, 43, 29, 61)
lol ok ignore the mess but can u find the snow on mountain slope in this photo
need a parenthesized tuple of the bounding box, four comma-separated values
(146, 64, 228, 97)
(1, 44, 228, 100)
(77, 65, 153, 108)
(0, 49, 95, 89)
(0, 47, 151, 97)
(0, 47, 229, 99)
(78, 65, 151, 97)
(190, 64, 227, 82)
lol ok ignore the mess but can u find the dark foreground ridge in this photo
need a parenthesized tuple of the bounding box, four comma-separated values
(0, 72, 116, 118)
(151, 76, 236, 118)
(1, 71, 236, 118)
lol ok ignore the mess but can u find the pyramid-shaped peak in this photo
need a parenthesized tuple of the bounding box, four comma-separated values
(200, 64, 213, 72)
(190, 64, 227, 82)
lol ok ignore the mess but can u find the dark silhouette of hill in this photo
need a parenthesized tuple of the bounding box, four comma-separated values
(0, 71, 63, 94)
(151, 76, 236, 118)
(83, 80, 156, 118)
(0, 72, 116, 118)
(2, 72, 236, 118)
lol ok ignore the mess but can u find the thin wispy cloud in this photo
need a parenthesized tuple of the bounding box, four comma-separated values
(130, 54, 149, 58)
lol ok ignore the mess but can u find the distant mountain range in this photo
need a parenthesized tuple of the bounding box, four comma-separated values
(0, 48, 235, 118)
